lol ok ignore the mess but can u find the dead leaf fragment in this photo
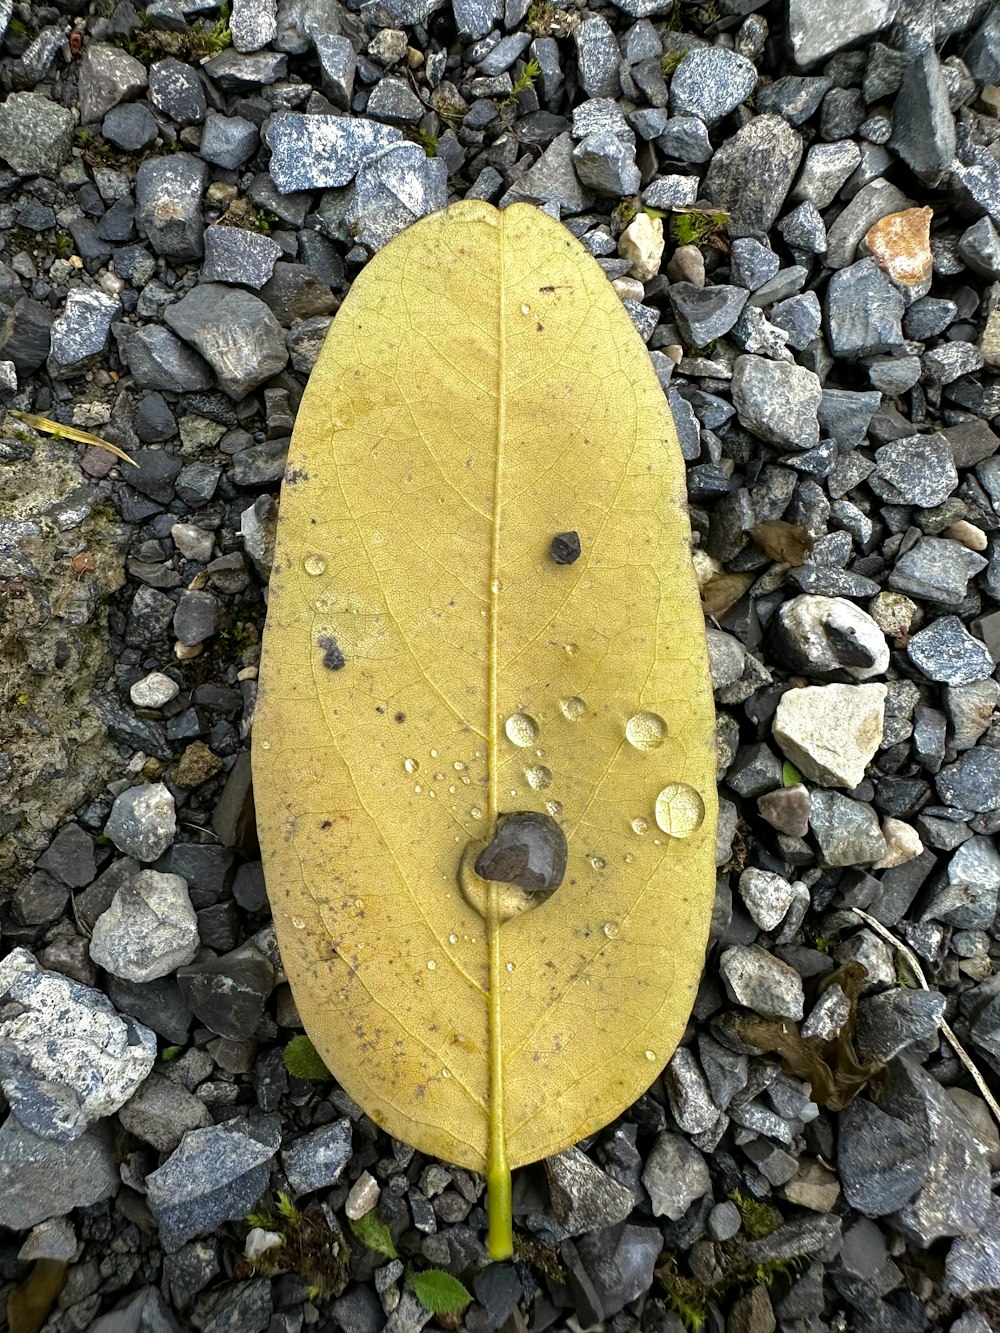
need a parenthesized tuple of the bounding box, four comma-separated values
(747, 520, 813, 566)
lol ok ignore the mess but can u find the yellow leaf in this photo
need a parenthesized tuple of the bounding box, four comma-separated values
(7, 410, 138, 466)
(253, 201, 717, 1257)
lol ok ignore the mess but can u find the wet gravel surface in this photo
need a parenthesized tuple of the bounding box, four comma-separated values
(2, 0, 1000, 1329)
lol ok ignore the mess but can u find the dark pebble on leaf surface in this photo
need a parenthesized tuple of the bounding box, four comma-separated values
(550, 531, 582, 564)
(475, 812, 567, 892)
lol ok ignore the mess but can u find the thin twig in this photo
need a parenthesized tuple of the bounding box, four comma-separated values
(848, 906, 1000, 1132)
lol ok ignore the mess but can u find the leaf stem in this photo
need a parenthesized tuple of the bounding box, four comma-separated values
(487, 882, 512, 1259)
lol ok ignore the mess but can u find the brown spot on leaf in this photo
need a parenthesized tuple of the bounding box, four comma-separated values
(317, 635, 346, 670)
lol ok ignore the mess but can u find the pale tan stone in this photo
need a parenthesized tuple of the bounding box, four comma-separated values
(861, 206, 933, 296)
(618, 211, 664, 281)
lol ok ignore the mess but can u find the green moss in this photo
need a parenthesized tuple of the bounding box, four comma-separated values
(120, 4, 231, 63)
(417, 126, 438, 157)
(660, 50, 685, 76)
(505, 56, 541, 102)
(671, 209, 730, 248)
(513, 1233, 566, 1283)
(526, 0, 555, 33)
(656, 1245, 810, 1333)
(728, 1190, 780, 1239)
(241, 1193, 350, 1300)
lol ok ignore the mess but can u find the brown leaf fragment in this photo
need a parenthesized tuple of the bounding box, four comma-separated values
(747, 521, 813, 566)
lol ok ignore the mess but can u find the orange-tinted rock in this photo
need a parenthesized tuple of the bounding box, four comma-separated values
(862, 207, 933, 295)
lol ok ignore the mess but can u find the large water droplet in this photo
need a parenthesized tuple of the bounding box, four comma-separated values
(626, 711, 667, 750)
(404, 758, 419, 774)
(525, 764, 552, 791)
(603, 920, 620, 938)
(475, 812, 567, 892)
(560, 696, 586, 721)
(471, 806, 482, 819)
(505, 712, 538, 747)
(448, 933, 458, 944)
(291, 916, 305, 929)
(426, 959, 437, 970)
(645, 1049, 656, 1061)
(303, 554, 326, 576)
(654, 783, 706, 838)
(631, 816, 649, 835)
(590, 856, 606, 870)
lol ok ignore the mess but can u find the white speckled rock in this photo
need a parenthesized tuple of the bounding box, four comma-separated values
(773, 683, 887, 788)
(89, 870, 200, 983)
(773, 595, 890, 681)
(0, 949, 156, 1141)
(104, 782, 176, 862)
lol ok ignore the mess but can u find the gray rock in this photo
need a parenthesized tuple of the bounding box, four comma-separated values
(89, 870, 199, 983)
(788, 0, 900, 67)
(202, 226, 284, 289)
(545, 1147, 634, 1233)
(149, 57, 207, 124)
(178, 945, 275, 1039)
(825, 178, 910, 270)
(264, 113, 401, 193)
(200, 113, 260, 169)
(642, 1131, 710, 1220)
(351, 143, 448, 250)
(572, 132, 640, 196)
(119, 1072, 213, 1152)
(500, 132, 592, 213)
(48, 289, 119, 379)
(907, 616, 994, 684)
(573, 17, 620, 99)
(730, 238, 779, 291)
(891, 47, 955, 184)
(316, 33, 356, 109)
(36, 823, 96, 889)
(870, 436, 958, 507)
(452, 0, 500, 38)
(705, 114, 803, 235)
(126, 326, 214, 393)
(826, 258, 905, 359)
(146, 1115, 281, 1250)
(641, 175, 698, 210)
(282, 1118, 353, 1195)
(945, 678, 999, 749)
(772, 595, 889, 681)
(368, 77, 425, 124)
(791, 140, 861, 209)
(889, 537, 987, 604)
(231, 0, 278, 50)
(778, 202, 827, 258)
(838, 1097, 929, 1214)
(136, 154, 208, 261)
(0, 91, 75, 177)
(174, 589, 222, 645)
(810, 790, 887, 866)
(164, 284, 288, 400)
(670, 283, 748, 349)
(731, 354, 821, 450)
(0, 948, 156, 1140)
(957, 217, 1000, 280)
(719, 944, 804, 1019)
(964, 6, 1000, 83)
(78, 43, 148, 123)
(576, 1224, 663, 1320)
(203, 49, 288, 88)
(904, 295, 958, 341)
(0, 1117, 118, 1230)
(854, 988, 946, 1062)
(923, 340, 985, 384)
(738, 867, 798, 932)
(757, 74, 831, 125)
(665, 1046, 717, 1134)
(937, 746, 1000, 812)
(946, 1200, 1000, 1296)
(656, 116, 712, 163)
(102, 102, 159, 152)
(17, 1216, 78, 1263)
(669, 48, 756, 125)
(105, 783, 177, 862)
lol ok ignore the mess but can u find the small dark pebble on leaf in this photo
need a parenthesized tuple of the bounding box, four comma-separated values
(550, 531, 582, 565)
(475, 812, 567, 892)
(318, 634, 346, 670)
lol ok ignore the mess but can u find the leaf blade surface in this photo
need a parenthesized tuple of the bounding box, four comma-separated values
(254, 200, 717, 1178)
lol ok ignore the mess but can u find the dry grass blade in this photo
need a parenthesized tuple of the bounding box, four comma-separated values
(7, 409, 138, 466)
(849, 906, 1000, 1132)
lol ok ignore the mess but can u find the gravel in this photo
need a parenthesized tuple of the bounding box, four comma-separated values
(4, 0, 1000, 1321)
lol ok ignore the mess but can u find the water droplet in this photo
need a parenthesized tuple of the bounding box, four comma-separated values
(354, 899, 365, 909)
(454, 761, 466, 771)
(471, 806, 482, 819)
(560, 696, 586, 721)
(442, 1067, 451, 1078)
(631, 816, 649, 836)
(491, 579, 502, 595)
(258, 739, 271, 751)
(624, 852, 635, 863)
(564, 642, 579, 656)
(448, 933, 458, 944)
(546, 799, 563, 816)
(626, 711, 667, 750)
(448, 784, 456, 794)
(414, 784, 422, 794)
(434, 772, 444, 782)
(429, 790, 437, 798)
(404, 758, 419, 774)
(506, 961, 515, 972)
(430, 749, 438, 758)
(505, 712, 538, 747)
(590, 856, 606, 870)
(645, 1049, 656, 1061)
(654, 783, 706, 838)
(426, 959, 437, 970)
(520, 303, 529, 315)
(303, 553, 326, 576)
(603, 920, 620, 938)
(291, 916, 305, 929)
(525, 764, 552, 791)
